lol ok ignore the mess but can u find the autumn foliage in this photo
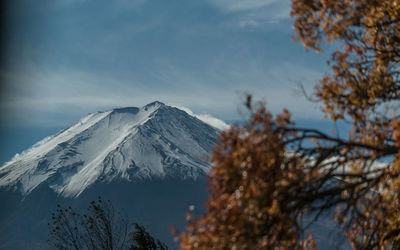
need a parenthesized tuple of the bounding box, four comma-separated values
(180, 0, 400, 249)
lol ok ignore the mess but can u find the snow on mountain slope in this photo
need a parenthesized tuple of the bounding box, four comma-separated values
(0, 102, 221, 197)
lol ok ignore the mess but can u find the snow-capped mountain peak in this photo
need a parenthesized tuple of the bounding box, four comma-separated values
(0, 102, 220, 197)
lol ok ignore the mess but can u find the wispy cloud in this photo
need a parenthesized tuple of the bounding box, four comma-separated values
(208, 0, 291, 28)
(1, 0, 327, 128)
(0, 56, 324, 128)
(208, 0, 284, 12)
(53, 0, 146, 8)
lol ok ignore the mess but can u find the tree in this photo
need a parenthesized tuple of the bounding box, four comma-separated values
(48, 197, 168, 250)
(179, 0, 400, 249)
(130, 223, 169, 250)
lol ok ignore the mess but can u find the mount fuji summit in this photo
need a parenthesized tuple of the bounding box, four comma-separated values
(0, 101, 221, 198)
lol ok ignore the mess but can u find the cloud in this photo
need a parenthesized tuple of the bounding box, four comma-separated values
(172, 106, 230, 131)
(207, 0, 291, 28)
(0, 48, 326, 128)
(208, 0, 283, 12)
(0, 0, 328, 128)
(53, 0, 146, 8)
(0, 63, 235, 127)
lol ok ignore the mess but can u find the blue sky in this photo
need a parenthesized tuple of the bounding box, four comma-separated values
(1, 0, 330, 126)
(0, 0, 333, 162)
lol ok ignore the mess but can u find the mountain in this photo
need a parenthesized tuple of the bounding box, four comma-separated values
(0, 101, 220, 198)
(0, 101, 222, 249)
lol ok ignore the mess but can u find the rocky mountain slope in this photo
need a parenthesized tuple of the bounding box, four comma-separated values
(0, 101, 220, 197)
